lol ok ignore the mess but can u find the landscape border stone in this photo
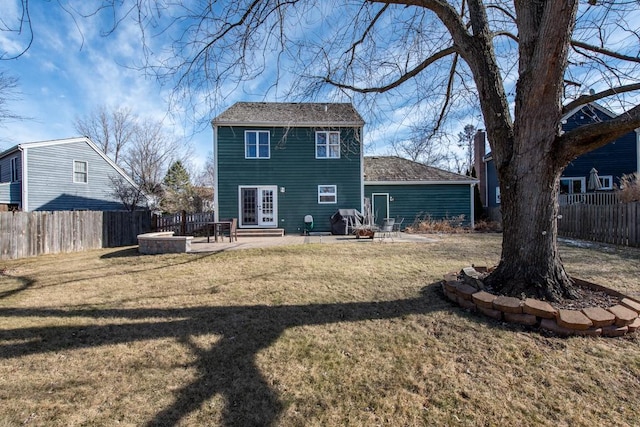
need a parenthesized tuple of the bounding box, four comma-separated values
(442, 267, 640, 338)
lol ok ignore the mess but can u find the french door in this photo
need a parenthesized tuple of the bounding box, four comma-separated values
(240, 186, 277, 227)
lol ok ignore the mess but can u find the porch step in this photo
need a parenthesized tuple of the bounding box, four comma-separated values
(236, 228, 285, 238)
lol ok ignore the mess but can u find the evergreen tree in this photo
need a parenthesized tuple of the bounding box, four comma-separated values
(161, 161, 195, 213)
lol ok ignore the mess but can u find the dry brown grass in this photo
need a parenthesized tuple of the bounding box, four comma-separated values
(1, 234, 639, 426)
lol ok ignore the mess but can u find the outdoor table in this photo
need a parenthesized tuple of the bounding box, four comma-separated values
(206, 221, 233, 243)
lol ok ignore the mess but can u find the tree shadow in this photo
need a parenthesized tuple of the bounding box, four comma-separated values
(0, 282, 446, 426)
(0, 276, 35, 300)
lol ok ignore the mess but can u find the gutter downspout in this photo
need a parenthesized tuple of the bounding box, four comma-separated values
(19, 145, 27, 212)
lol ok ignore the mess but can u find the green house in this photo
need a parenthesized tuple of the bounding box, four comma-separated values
(212, 102, 365, 235)
(364, 156, 478, 228)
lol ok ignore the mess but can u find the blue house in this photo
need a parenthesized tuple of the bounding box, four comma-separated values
(212, 102, 365, 234)
(478, 103, 640, 219)
(0, 136, 141, 212)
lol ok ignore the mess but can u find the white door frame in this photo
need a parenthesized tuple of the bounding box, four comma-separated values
(371, 192, 390, 224)
(238, 185, 278, 228)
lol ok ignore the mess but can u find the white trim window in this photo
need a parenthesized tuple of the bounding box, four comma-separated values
(599, 175, 613, 190)
(245, 130, 270, 159)
(560, 177, 585, 194)
(316, 131, 340, 159)
(74, 160, 88, 183)
(11, 157, 19, 182)
(318, 185, 337, 204)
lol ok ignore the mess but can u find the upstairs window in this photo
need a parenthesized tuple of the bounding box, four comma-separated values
(316, 131, 340, 159)
(74, 160, 88, 183)
(11, 157, 19, 182)
(245, 130, 270, 159)
(318, 185, 337, 204)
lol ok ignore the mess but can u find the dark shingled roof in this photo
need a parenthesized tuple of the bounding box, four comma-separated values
(364, 156, 476, 183)
(212, 102, 365, 126)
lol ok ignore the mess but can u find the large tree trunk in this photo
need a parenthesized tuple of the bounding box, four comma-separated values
(484, 141, 579, 302)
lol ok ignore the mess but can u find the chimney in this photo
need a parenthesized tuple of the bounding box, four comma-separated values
(474, 130, 487, 207)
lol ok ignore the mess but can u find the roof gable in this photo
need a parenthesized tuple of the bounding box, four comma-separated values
(212, 102, 365, 127)
(364, 156, 476, 183)
(2, 136, 138, 188)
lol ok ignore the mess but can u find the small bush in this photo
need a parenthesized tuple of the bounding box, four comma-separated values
(616, 172, 640, 203)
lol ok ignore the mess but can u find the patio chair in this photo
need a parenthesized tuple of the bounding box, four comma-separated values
(393, 217, 404, 237)
(377, 218, 395, 242)
(218, 218, 238, 242)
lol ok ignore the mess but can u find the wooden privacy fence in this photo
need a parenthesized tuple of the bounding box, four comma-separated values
(558, 202, 639, 247)
(152, 211, 215, 235)
(0, 210, 151, 260)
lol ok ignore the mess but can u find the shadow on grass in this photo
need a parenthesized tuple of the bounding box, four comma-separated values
(0, 282, 446, 426)
(0, 276, 35, 300)
(100, 247, 141, 258)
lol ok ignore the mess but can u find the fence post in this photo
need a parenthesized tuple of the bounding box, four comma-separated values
(180, 210, 187, 236)
(151, 213, 158, 232)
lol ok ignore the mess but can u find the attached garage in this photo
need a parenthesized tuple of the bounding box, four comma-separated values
(364, 156, 478, 228)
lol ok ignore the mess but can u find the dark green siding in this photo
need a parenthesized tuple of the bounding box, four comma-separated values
(364, 184, 472, 226)
(216, 126, 362, 234)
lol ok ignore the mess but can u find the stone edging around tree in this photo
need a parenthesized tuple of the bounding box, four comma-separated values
(442, 267, 640, 337)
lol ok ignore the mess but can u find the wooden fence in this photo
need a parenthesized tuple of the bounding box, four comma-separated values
(558, 202, 639, 247)
(152, 211, 215, 235)
(0, 210, 151, 260)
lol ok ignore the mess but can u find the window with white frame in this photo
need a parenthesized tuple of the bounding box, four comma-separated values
(315, 131, 340, 159)
(318, 185, 337, 204)
(245, 130, 270, 159)
(560, 177, 584, 194)
(599, 175, 613, 190)
(11, 157, 19, 182)
(74, 160, 88, 183)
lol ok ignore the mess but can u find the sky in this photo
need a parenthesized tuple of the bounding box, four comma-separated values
(0, 2, 214, 170)
(0, 2, 636, 175)
(0, 1, 485, 175)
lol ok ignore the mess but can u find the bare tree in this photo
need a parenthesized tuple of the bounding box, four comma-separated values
(457, 124, 476, 174)
(6, 2, 640, 300)
(122, 117, 186, 201)
(194, 153, 215, 188)
(392, 126, 458, 170)
(75, 105, 136, 164)
(108, 175, 147, 212)
(0, 70, 23, 126)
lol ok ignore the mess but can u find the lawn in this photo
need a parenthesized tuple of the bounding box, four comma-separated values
(1, 234, 639, 426)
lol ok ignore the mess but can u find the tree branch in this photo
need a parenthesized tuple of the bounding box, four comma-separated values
(323, 46, 456, 93)
(562, 83, 640, 115)
(557, 104, 640, 161)
(571, 40, 640, 64)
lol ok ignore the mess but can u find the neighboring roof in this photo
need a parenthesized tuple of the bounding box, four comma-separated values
(212, 102, 365, 127)
(0, 144, 19, 158)
(364, 156, 478, 184)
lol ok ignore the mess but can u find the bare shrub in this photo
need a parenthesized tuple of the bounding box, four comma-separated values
(616, 172, 640, 203)
(474, 219, 503, 233)
(405, 214, 470, 233)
